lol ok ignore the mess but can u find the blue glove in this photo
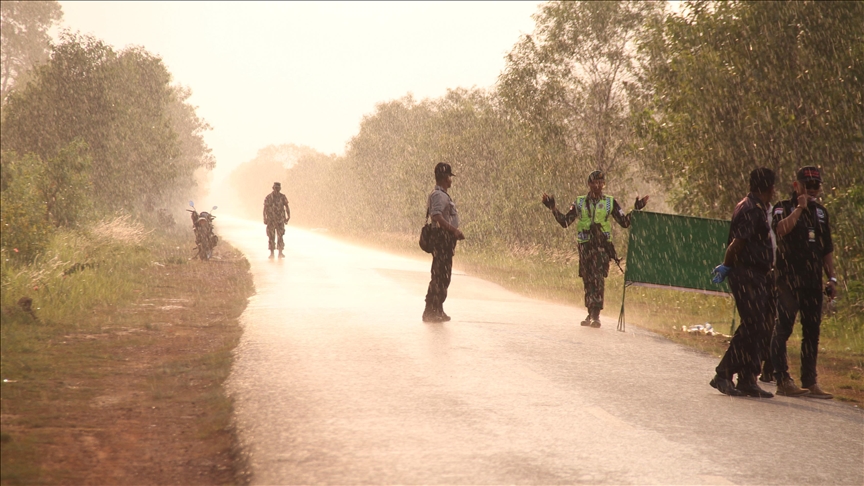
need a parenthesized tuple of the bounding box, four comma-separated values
(711, 264, 731, 284)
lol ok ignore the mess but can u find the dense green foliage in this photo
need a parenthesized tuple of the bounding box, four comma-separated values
(635, 0, 863, 217)
(1, 33, 213, 212)
(1, 6, 212, 291)
(0, 140, 92, 260)
(0, 152, 52, 259)
(499, 1, 662, 182)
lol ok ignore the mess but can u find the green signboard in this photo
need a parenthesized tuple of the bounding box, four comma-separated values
(616, 210, 737, 332)
(617, 211, 733, 331)
(624, 211, 732, 296)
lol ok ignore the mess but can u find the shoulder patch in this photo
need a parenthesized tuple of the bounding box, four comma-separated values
(774, 208, 784, 215)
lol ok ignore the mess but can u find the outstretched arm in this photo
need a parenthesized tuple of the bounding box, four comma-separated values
(543, 194, 578, 228)
(611, 196, 649, 228)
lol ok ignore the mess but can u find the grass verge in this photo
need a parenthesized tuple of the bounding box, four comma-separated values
(1, 217, 254, 485)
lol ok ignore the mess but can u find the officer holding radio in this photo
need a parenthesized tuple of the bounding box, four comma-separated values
(770, 166, 837, 398)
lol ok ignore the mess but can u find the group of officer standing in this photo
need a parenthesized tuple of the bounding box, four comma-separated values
(265, 161, 837, 400)
(418, 161, 836, 400)
(710, 166, 836, 399)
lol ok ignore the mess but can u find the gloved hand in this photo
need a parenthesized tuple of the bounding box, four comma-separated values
(711, 264, 731, 284)
(634, 196, 648, 210)
(542, 193, 556, 209)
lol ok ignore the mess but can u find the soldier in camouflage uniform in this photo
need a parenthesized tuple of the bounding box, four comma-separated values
(542, 171, 648, 328)
(263, 182, 291, 258)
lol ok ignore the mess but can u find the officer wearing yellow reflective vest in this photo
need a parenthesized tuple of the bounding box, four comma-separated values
(542, 170, 649, 327)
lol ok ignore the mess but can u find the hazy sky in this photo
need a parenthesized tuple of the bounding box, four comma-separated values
(56, 1, 541, 183)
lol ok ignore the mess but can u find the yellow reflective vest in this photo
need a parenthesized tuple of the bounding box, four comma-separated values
(575, 195, 614, 243)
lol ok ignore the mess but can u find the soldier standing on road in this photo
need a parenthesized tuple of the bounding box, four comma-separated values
(422, 163, 465, 323)
(770, 166, 837, 398)
(263, 182, 290, 259)
(710, 168, 777, 398)
(541, 170, 649, 328)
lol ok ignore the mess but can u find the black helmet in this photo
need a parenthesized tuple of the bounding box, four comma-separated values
(588, 170, 605, 183)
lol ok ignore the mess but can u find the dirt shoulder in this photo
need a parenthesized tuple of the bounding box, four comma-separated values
(1, 243, 254, 485)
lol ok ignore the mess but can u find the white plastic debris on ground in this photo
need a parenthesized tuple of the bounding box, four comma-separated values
(682, 323, 731, 338)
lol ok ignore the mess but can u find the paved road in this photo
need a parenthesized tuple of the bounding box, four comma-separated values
(220, 216, 863, 485)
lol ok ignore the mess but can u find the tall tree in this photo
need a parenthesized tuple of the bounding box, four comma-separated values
(1, 32, 213, 211)
(498, 1, 663, 184)
(0, 0, 62, 103)
(635, 0, 864, 217)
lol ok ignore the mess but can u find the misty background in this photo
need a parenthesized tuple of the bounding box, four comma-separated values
(1, 1, 862, 322)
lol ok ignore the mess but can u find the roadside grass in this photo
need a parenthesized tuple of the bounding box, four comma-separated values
(332, 229, 864, 405)
(1, 216, 253, 485)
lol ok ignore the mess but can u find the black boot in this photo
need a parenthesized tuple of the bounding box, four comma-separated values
(589, 308, 601, 328)
(422, 303, 442, 322)
(710, 374, 745, 397)
(736, 375, 774, 398)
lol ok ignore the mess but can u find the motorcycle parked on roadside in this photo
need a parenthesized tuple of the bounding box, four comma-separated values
(187, 201, 218, 260)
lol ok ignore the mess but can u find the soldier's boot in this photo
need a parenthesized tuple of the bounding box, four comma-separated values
(735, 375, 774, 398)
(805, 383, 833, 399)
(580, 314, 592, 326)
(278, 250, 285, 258)
(589, 308, 602, 328)
(776, 376, 810, 397)
(422, 303, 443, 323)
(268, 249, 275, 259)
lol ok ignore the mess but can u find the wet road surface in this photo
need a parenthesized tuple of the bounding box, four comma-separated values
(220, 216, 863, 485)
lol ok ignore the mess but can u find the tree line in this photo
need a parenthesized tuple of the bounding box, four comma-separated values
(245, 2, 863, 317)
(1, 1, 213, 261)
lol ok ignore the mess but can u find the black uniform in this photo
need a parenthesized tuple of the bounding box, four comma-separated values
(770, 197, 833, 387)
(715, 193, 776, 382)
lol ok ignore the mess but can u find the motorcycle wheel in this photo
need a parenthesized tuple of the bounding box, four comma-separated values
(198, 241, 211, 261)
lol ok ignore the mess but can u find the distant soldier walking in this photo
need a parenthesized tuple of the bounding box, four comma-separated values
(542, 170, 648, 328)
(263, 182, 290, 259)
(710, 168, 777, 398)
(770, 166, 837, 398)
(422, 163, 465, 322)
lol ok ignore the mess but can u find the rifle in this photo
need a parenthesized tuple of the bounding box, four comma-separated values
(589, 223, 624, 273)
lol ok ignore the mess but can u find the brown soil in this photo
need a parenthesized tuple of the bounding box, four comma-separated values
(1, 244, 254, 485)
